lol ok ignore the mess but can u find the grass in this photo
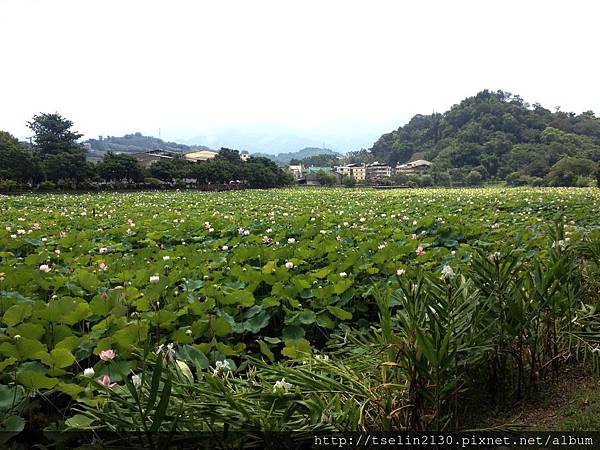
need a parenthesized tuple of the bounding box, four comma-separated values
(475, 366, 600, 431)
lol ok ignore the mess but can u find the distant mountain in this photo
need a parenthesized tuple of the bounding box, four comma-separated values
(254, 147, 341, 165)
(84, 132, 209, 161)
(182, 130, 327, 155)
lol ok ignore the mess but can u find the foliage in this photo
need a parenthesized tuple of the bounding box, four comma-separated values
(0, 188, 599, 443)
(315, 172, 337, 186)
(545, 157, 596, 187)
(342, 176, 357, 187)
(260, 147, 340, 166)
(96, 152, 145, 183)
(290, 154, 341, 167)
(0, 132, 42, 184)
(370, 90, 600, 182)
(27, 113, 83, 156)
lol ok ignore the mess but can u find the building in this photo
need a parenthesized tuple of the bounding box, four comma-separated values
(395, 159, 433, 174)
(133, 150, 184, 168)
(240, 150, 250, 162)
(334, 163, 366, 181)
(288, 164, 304, 180)
(305, 166, 334, 175)
(366, 161, 392, 180)
(183, 150, 218, 163)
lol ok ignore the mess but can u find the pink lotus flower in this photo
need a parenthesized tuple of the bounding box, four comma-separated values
(33, 223, 40, 230)
(98, 261, 107, 271)
(416, 246, 425, 256)
(262, 235, 270, 243)
(411, 233, 417, 240)
(97, 375, 117, 389)
(99, 349, 116, 361)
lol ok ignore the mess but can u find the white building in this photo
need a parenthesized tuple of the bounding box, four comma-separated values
(366, 161, 392, 179)
(395, 159, 433, 173)
(288, 164, 304, 180)
(334, 163, 367, 181)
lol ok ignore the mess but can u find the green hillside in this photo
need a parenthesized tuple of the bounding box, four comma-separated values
(370, 90, 600, 185)
(255, 147, 341, 165)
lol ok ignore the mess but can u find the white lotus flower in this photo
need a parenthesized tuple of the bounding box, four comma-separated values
(83, 368, 95, 378)
(273, 378, 294, 393)
(212, 360, 232, 376)
(441, 265, 455, 280)
(132, 374, 142, 388)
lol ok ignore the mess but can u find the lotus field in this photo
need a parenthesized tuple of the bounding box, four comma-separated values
(1, 187, 600, 441)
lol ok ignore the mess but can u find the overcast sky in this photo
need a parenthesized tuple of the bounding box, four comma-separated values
(1, 0, 599, 151)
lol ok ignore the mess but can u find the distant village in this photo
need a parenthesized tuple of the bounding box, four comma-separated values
(105, 144, 432, 186)
(289, 160, 432, 185)
(117, 146, 433, 187)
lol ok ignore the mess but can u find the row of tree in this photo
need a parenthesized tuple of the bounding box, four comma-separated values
(0, 114, 293, 190)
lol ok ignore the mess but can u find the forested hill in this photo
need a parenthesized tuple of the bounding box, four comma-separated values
(370, 90, 600, 181)
(85, 133, 209, 155)
(255, 147, 340, 165)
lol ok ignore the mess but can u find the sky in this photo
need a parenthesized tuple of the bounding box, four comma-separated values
(1, 0, 599, 153)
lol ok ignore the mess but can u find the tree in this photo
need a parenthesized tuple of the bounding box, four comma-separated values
(299, 154, 340, 167)
(217, 148, 241, 164)
(466, 170, 483, 186)
(342, 175, 357, 187)
(433, 171, 452, 187)
(43, 150, 93, 183)
(28, 113, 83, 155)
(544, 157, 595, 187)
(315, 172, 337, 186)
(149, 160, 180, 182)
(97, 152, 145, 182)
(0, 131, 43, 183)
(27, 113, 91, 184)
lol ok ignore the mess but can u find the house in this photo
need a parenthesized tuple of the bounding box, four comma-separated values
(395, 159, 432, 173)
(240, 150, 250, 162)
(366, 161, 392, 180)
(334, 163, 366, 181)
(288, 164, 304, 180)
(183, 150, 218, 163)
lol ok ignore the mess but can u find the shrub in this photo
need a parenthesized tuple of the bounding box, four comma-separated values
(144, 177, 163, 188)
(0, 179, 20, 192)
(56, 178, 75, 190)
(342, 176, 356, 187)
(466, 170, 483, 186)
(38, 180, 56, 191)
(575, 176, 595, 187)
